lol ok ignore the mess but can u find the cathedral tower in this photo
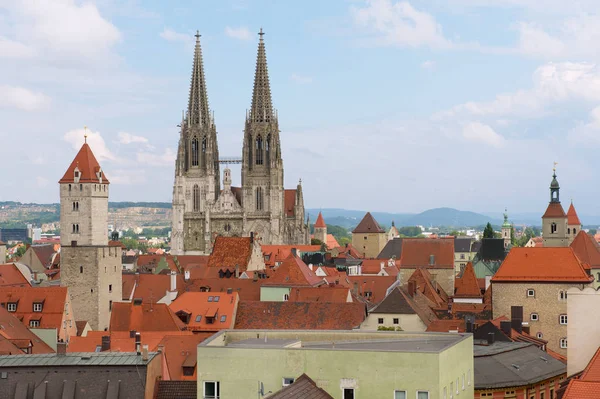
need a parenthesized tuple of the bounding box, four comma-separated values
(59, 137, 122, 331)
(172, 32, 220, 255)
(241, 29, 285, 243)
(542, 168, 568, 247)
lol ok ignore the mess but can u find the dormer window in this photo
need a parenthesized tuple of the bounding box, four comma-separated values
(7, 302, 17, 312)
(33, 302, 43, 312)
(74, 167, 81, 183)
(29, 320, 40, 328)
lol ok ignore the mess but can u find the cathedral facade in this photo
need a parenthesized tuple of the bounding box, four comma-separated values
(171, 31, 309, 255)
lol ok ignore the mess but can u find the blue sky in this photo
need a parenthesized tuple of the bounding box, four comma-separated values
(1, 0, 600, 216)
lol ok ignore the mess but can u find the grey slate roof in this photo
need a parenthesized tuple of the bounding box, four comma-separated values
(454, 237, 472, 253)
(0, 352, 158, 367)
(266, 374, 334, 398)
(474, 342, 566, 389)
(369, 287, 416, 314)
(377, 238, 403, 259)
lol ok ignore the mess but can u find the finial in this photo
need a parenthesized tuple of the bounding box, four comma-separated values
(259, 27, 265, 39)
(299, 178, 302, 185)
(553, 161, 558, 173)
(195, 30, 200, 41)
(84, 126, 88, 143)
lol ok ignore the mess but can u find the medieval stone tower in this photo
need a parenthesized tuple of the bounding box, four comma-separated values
(501, 209, 511, 249)
(542, 169, 569, 248)
(59, 139, 122, 331)
(313, 212, 327, 244)
(171, 30, 309, 255)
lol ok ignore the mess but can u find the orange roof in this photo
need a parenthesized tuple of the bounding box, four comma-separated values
(360, 259, 392, 275)
(0, 264, 30, 287)
(264, 255, 324, 287)
(542, 202, 566, 218)
(185, 278, 263, 301)
(325, 234, 340, 250)
(407, 268, 447, 307)
(331, 244, 364, 259)
(0, 287, 68, 330)
(136, 255, 178, 273)
(289, 286, 350, 303)
(234, 301, 366, 330)
(581, 347, 600, 381)
(108, 240, 126, 249)
(122, 273, 186, 303)
(159, 333, 214, 380)
(454, 262, 482, 298)
(169, 292, 238, 332)
(426, 319, 486, 333)
(492, 247, 593, 283)
(347, 275, 397, 304)
(314, 212, 326, 228)
(262, 245, 321, 267)
(110, 302, 185, 332)
(175, 255, 209, 279)
(562, 380, 600, 399)
(352, 212, 384, 233)
(0, 306, 53, 354)
(284, 189, 296, 217)
(207, 236, 252, 271)
(58, 142, 109, 184)
(571, 231, 600, 269)
(567, 202, 582, 225)
(400, 238, 454, 269)
(68, 330, 195, 353)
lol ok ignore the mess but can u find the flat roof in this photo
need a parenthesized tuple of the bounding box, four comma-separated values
(0, 352, 158, 367)
(202, 330, 470, 354)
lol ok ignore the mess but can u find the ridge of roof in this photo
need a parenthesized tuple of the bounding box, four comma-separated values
(455, 262, 482, 298)
(542, 202, 566, 219)
(59, 143, 109, 184)
(352, 212, 385, 234)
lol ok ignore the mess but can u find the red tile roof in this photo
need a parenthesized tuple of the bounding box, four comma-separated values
(567, 202, 582, 225)
(581, 347, 600, 381)
(234, 301, 366, 330)
(174, 255, 209, 279)
(185, 278, 263, 301)
(0, 306, 54, 354)
(314, 212, 326, 228)
(331, 244, 363, 259)
(0, 287, 68, 330)
(325, 234, 340, 250)
(491, 247, 593, 283)
(262, 245, 321, 267)
(31, 244, 57, 269)
(352, 212, 384, 233)
(454, 262, 482, 298)
(571, 231, 600, 269)
(360, 259, 390, 275)
(288, 286, 351, 303)
(110, 302, 185, 332)
(136, 255, 178, 273)
(59, 143, 109, 184)
(264, 255, 324, 287)
(400, 238, 454, 269)
(407, 268, 447, 308)
(347, 275, 397, 304)
(159, 333, 214, 380)
(0, 263, 31, 287)
(67, 330, 194, 353)
(284, 189, 296, 217)
(562, 346, 600, 398)
(207, 236, 252, 271)
(542, 202, 566, 218)
(169, 292, 238, 332)
(122, 273, 185, 303)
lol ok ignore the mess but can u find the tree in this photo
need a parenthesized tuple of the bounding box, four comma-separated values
(311, 238, 323, 246)
(398, 226, 422, 237)
(15, 245, 26, 258)
(511, 226, 516, 246)
(589, 228, 597, 235)
(483, 223, 495, 239)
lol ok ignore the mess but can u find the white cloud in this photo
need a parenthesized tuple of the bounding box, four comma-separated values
(159, 28, 193, 44)
(462, 122, 505, 147)
(568, 106, 600, 146)
(136, 148, 176, 166)
(117, 132, 149, 145)
(291, 73, 313, 84)
(350, 0, 452, 49)
(421, 60, 435, 69)
(224, 26, 252, 41)
(437, 62, 600, 120)
(0, 85, 50, 111)
(0, 36, 34, 58)
(63, 128, 116, 162)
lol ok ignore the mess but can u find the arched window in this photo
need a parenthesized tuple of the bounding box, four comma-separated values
(574, 228, 577, 235)
(191, 137, 199, 166)
(255, 136, 263, 165)
(283, 294, 289, 301)
(184, 139, 189, 170)
(80, 266, 83, 273)
(201, 137, 207, 168)
(568, 228, 571, 234)
(551, 222, 557, 234)
(256, 187, 263, 211)
(68, 184, 71, 191)
(266, 134, 271, 165)
(193, 185, 200, 212)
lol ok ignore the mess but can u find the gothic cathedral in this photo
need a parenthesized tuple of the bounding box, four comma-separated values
(171, 30, 310, 255)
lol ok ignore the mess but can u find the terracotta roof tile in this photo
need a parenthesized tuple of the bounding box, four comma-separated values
(169, 292, 238, 332)
(542, 202, 566, 218)
(0, 287, 68, 331)
(581, 346, 600, 381)
(288, 286, 351, 303)
(284, 190, 296, 217)
(0, 263, 30, 287)
(325, 234, 340, 250)
(31, 244, 57, 269)
(314, 212, 326, 228)
(67, 330, 195, 353)
(158, 334, 213, 381)
(347, 275, 397, 304)
(110, 302, 185, 332)
(262, 245, 321, 267)
(492, 247, 593, 283)
(562, 380, 600, 399)
(571, 231, 600, 269)
(268, 374, 333, 399)
(407, 268, 447, 308)
(567, 202, 582, 225)
(59, 143, 109, 184)
(400, 238, 454, 269)
(264, 255, 324, 287)
(207, 236, 252, 271)
(155, 380, 197, 399)
(454, 262, 482, 298)
(352, 212, 384, 233)
(234, 301, 366, 330)
(122, 273, 185, 303)
(185, 278, 263, 301)
(0, 306, 53, 354)
(136, 255, 178, 273)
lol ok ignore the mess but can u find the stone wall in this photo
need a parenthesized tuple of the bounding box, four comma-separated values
(352, 232, 386, 258)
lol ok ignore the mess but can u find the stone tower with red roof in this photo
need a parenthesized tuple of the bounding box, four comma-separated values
(566, 201, 582, 244)
(59, 139, 122, 331)
(542, 169, 569, 247)
(313, 212, 327, 245)
(352, 212, 387, 258)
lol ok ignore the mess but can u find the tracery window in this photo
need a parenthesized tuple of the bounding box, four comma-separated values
(256, 187, 263, 211)
(256, 136, 263, 165)
(193, 184, 200, 211)
(191, 137, 199, 166)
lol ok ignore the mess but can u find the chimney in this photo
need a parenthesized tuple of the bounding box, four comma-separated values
(291, 248, 297, 258)
(135, 332, 141, 354)
(157, 345, 165, 353)
(129, 330, 136, 338)
(487, 332, 495, 345)
(465, 317, 473, 333)
(380, 262, 385, 271)
(184, 270, 190, 281)
(429, 254, 435, 266)
(500, 321, 512, 336)
(485, 275, 491, 290)
(142, 345, 149, 361)
(250, 232, 254, 244)
(57, 341, 67, 356)
(101, 335, 111, 352)
(308, 263, 313, 271)
(407, 280, 416, 297)
(511, 318, 523, 334)
(511, 306, 523, 333)
(170, 271, 177, 292)
(235, 264, 240, 279)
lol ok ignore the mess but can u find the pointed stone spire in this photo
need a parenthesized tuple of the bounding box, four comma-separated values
(188, 31, 210, 127)
(315, 212, 326, 228)
(250, 28, 274, 123)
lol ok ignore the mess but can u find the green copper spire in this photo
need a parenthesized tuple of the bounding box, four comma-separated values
(502, 208, 511, 229)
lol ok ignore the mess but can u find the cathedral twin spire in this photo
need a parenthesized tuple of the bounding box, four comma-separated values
(188, 31, 211, 127)
(250, 28, 275, 124)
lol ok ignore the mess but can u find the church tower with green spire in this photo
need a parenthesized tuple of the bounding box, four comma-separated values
(501, 209, 512, 249)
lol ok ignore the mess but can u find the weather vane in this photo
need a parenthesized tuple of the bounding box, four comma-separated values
(84, 126, 88, 143)
(553, 161, 558, 172)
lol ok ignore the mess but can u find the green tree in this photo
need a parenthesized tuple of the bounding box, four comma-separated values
(398, 226, 422, 237)
(311, 238, 323, 246)
(589, 228, 597, 235)
(483, 223, 495, 239)
(15, 245, 27, 258)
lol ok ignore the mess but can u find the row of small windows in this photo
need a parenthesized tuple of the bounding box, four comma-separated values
(190, 137, 207, 167)
(549, 224, 579, 235)
(526, 289, 568, 301)
(248, 134, 271, 166)
(568, 227, 577, 235)
(72, 224, 80, 233)
(68, 184, 106, 192)
(72, 202, 79, 211)
(528, 313, 567, 324)
(4, 302, 44, 312)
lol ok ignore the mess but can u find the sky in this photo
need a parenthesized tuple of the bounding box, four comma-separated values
(1, 0, 600, 215)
